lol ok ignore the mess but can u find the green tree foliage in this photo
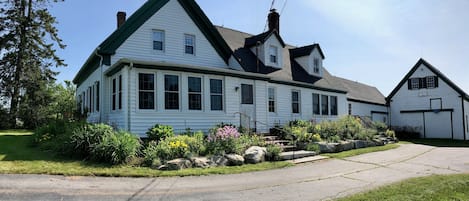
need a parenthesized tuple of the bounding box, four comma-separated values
(0, 0, 66, 128)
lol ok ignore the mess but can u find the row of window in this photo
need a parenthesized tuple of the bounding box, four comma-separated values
(78, 81, 100, 114)
(408, 76, 438, 90)
(153, 30, 195, 55)
(267, 87, 338, 116)
(137, 73, 223, 111)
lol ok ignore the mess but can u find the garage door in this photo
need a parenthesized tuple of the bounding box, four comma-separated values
(425, 111, 452, 139)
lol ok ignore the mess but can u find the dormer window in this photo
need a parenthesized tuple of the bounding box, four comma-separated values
(313, 58, 320, 73)
(269, 45, 278, 64)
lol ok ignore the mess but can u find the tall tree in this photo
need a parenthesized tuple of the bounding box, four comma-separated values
(0, 0, 66, 127)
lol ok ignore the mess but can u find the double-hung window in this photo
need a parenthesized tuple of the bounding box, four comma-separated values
(330, 96, 338, 116)
(118, 75, 122, 110)
(210, 79, 223, 111)
(138, 73, 155, 109)
(426, 76, 435, 88)
(313, 58, 320, 73)
(241, 84, 253, 104)
(292, 90, 300, 114)
(165, 75, 179, 110)
(410, 78, 419, 90)
(269, 46, 278, 64)
(268, 87, 276, 113)
(188, 77, 202, 110)
(184, 34, 195, 55)
(312, 93, 320, 115)
(96, 81, 100, 112)
(111, 79, 116, 111)
(321, 95, 329, 115)
(153, 30, 164, 51)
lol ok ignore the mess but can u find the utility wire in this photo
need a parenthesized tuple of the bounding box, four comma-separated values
(280, 0, 288, 16)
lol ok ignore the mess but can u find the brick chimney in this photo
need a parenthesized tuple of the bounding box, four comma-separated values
(117, 11, 126, 28)
(268, 9, 280, 34)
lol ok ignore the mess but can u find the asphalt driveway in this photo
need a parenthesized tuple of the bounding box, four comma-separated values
(1, 143, 468, 201)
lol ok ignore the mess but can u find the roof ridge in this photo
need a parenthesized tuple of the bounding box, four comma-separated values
(215, 25, 255, 37)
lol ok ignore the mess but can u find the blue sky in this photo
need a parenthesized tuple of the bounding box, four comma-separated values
(49, 0, 469, 95)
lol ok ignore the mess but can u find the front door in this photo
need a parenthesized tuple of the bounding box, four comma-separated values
(240, 83, 255, 131)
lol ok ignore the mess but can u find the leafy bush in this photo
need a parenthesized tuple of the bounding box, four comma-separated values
(33, 120, 85, 153)
(265, 143, 283, 161)
(91, 131, 141, 165)
(385, 129, 396, 139)
(373, 121, 388, 132)
(143, 135, 205, 162)
(354, 129, 377, 141)
(146, 124, 174, 142)
(69, 123, 114, 158)
(206, 125, 242, 155)
(237, 134, 266, 152)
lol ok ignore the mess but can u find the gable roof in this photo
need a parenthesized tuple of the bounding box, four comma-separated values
(73, 0, 233, 86)
(244, 30, 286, 48)
(290, 44, 325, 59)
(326, 73, 386, 105)
(387, 58, 469, 102)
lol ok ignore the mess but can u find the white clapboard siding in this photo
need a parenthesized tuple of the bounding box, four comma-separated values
(390, 63, 465, 139)
(349, 101, 387, 119)
(111, 0, 227, 69)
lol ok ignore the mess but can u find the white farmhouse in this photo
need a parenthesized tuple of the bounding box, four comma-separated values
(73, 0, 387, 136)
(388, 58, 469, 140)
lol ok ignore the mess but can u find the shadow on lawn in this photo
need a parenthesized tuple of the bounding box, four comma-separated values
(404, 138, 469, 148)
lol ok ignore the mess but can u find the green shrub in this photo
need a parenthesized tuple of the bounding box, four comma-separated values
(265, 143, 283, 161)
(305, 143, 320, 152)
(146, 124, 174, 142)
(385, 129, 396, 139)
(373, 121, 388, 132)
(206, 125, 242, 155)
(143, 135, 205, 162)
(354, 129, 377, 141)
(69, 123, 114, 158)
(33, 120, 85, 154)
(237, 134, 266, 151)
(91, 131, 141, 165)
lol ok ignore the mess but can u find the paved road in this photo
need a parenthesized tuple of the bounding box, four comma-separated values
(1, 144, 469, 201)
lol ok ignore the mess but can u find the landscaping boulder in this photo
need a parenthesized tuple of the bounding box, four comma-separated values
(373, 139, 385, 146)
(210, 155, 228, 167)
(366, 140, 377, 147)
(353, 140, 367, 149)
(318, 142, 339, 153)
(338, 141, 354, 151)
(225, 154, 244, 166)
(165, 158, 192, 170)
(190, 157, 213, 168)
(244, 146, 267, 164)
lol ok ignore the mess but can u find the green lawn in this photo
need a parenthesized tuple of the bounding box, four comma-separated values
(337, 174, 469, 201)
(402, 138, 469, 147)
(322, 143, 400, 159)
(0, 131, 292, 177)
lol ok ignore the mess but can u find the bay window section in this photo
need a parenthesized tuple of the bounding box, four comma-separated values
(210, 79, 223, 111)
(118, 75, 122, 110)
(112, 79, 116, 111)
(313, 93, 320, 115)
(321, 95, 329, 115)
(138, 73, 155, 110)
(188, 77, 202, 110)
(165, 75, 179, 110)
(330, 96, 338, 116)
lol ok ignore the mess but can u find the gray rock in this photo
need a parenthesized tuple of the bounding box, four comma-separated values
(318, 142, 339, 153)
(366, 140, 377, 147)
(165, 158, 192, 170)
(210, 155, 228, 167)
(190, 157, 213, 169)
(338, 141, 354, 151)
(157, 165, 169, 171)
(244, 146, 267, 164)
(225, 154, 244, 166)
(373, 139, 385, 146)
(354, 140, 367, 149)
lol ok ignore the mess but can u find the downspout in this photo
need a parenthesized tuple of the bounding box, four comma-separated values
(95, 48, 104, 123)
(127, 62, 134, 132)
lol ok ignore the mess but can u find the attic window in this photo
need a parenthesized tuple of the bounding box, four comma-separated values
(153, 30, 164, 51)
(184, 34, 195, 55)
(269, 45, 278, 64)
(313, 58, 320, 73)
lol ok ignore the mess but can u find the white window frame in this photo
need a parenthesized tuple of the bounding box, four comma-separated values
(291, 90, 301, 114)
(152, 30, 165, 51)
(210, 78, 224, 111)
(184, 34, 195, 55)
(188, 76, 203, 111)
(138, 72, 156, 110)
(411, 78, 419, 90)
(268, 87, 276, 113)
(313, 58, 320, 73)
(164, 74, 180, 110)
(427, 76, 435, 88)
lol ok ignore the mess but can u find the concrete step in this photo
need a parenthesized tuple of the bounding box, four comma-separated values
(281, 145, 297, 152)
(280, 150, 318, 160)
(261, 135, 278, 141)
(289, 155, 329, 164)
(270, 140, 291, 145)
